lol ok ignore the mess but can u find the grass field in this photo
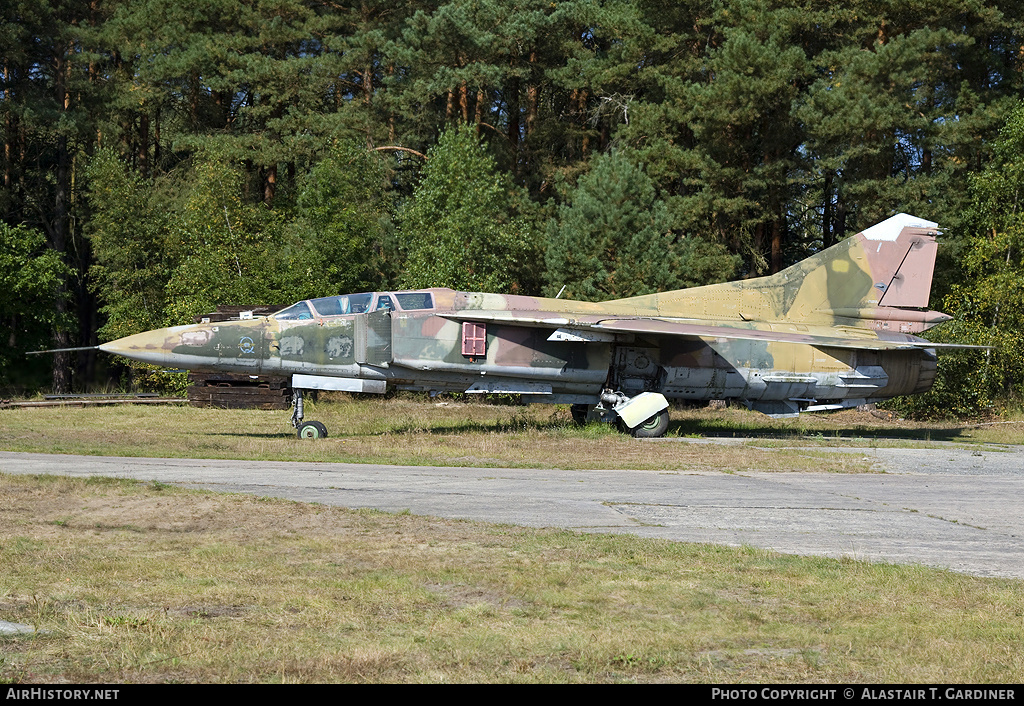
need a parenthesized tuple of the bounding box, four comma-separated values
(1, 473, 1022, 683)
(1, 395, 1020, 472)
(2, 398, 1022, 683)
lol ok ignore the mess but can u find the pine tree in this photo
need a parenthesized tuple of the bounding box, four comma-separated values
(545, 150, 737, 301)
(888, 102, 1024, 418)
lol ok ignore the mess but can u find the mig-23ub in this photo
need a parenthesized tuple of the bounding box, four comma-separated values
(96, 213, 979, 438)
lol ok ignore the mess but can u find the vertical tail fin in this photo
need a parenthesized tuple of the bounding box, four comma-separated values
(799, 213, 949, 332)
(862, 214, 939, 309)
(609, 213, 951, 333)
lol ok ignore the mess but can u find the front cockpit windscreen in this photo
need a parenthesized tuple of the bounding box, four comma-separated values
(309, 293, 373, 316)
(273, 301, 314, 320)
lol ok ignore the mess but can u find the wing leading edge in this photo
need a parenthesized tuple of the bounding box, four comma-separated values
(442, 311, 988, 352)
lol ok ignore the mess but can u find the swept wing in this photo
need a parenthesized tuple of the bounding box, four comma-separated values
(442, 310, 987, 352)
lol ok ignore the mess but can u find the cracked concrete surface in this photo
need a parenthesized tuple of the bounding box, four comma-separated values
(1, 443, 1021, 579)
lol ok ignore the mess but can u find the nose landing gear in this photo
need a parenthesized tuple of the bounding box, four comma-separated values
(297, 420, 328, 439)
(291, 389, 328, 439)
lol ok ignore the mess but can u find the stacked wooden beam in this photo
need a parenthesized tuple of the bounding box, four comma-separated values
(186, 372, 291, 410)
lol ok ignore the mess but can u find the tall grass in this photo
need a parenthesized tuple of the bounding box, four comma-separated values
(3, 397, 1016, 472)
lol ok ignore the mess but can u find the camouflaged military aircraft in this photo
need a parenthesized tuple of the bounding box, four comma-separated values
(94, 212, 976, 438)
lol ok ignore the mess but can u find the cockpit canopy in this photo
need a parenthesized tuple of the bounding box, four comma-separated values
(274, 291, 434, 320)
(311, 292, 374, 316)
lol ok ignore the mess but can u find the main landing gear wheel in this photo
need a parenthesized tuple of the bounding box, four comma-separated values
(570, 404, 590, 426)
(629, 409, 669, 438)
(297, 421, 328, 439)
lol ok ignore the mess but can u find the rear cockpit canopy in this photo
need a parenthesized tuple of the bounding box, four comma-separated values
(311, 292, 374, 316)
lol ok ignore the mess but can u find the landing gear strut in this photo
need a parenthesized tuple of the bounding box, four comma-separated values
(291, 389, 328, 439)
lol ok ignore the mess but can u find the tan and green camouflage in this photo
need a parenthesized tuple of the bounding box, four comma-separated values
(99, 213, 976, 436)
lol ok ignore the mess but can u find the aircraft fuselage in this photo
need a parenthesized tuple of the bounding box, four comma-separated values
(100, 287, 937, 419)
(97, 214, 977, 432)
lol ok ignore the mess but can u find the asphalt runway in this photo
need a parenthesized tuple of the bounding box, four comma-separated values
(1, 444, 1021, 579)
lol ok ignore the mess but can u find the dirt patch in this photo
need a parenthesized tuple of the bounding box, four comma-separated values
(0, 477, 487, 545)
(423, 582, 529, 610)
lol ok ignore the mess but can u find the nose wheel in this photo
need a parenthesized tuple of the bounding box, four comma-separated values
(297, 420, 328, 439)
(291, 389, 328, 439)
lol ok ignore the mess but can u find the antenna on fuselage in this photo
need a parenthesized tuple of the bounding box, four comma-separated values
(555, 285, 567, 299)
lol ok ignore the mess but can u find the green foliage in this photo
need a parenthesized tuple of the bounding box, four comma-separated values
(625, 0, 811, 269)
(888, 103, 1024, 419)
(106, 0, 337, 167)
(124, 366, 190, 397)
(884, 314, 1000, 420)
(88, 146, 401, 336)
(545, 150, 738, 301)
(620, 0, 1023, 271)
(163, 155, 288, 323)
(0, 223, 71, 385)
(86, 150, 172, 341)
(795, 19, 1001, 233)
(5, 0, 1024, 399)
(399, 124, 540, 293)
(286, 144, 397, 298)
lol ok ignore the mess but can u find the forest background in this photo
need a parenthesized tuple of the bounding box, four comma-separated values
(2, 0, 1024, 418)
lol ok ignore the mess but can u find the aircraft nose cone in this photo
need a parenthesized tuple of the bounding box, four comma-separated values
(98, 326, 191, 367)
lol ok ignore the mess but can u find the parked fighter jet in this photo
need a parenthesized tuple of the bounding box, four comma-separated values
(94, 213, 978, 438)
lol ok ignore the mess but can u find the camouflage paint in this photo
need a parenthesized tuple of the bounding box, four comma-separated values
(99, 214, 965, 419)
